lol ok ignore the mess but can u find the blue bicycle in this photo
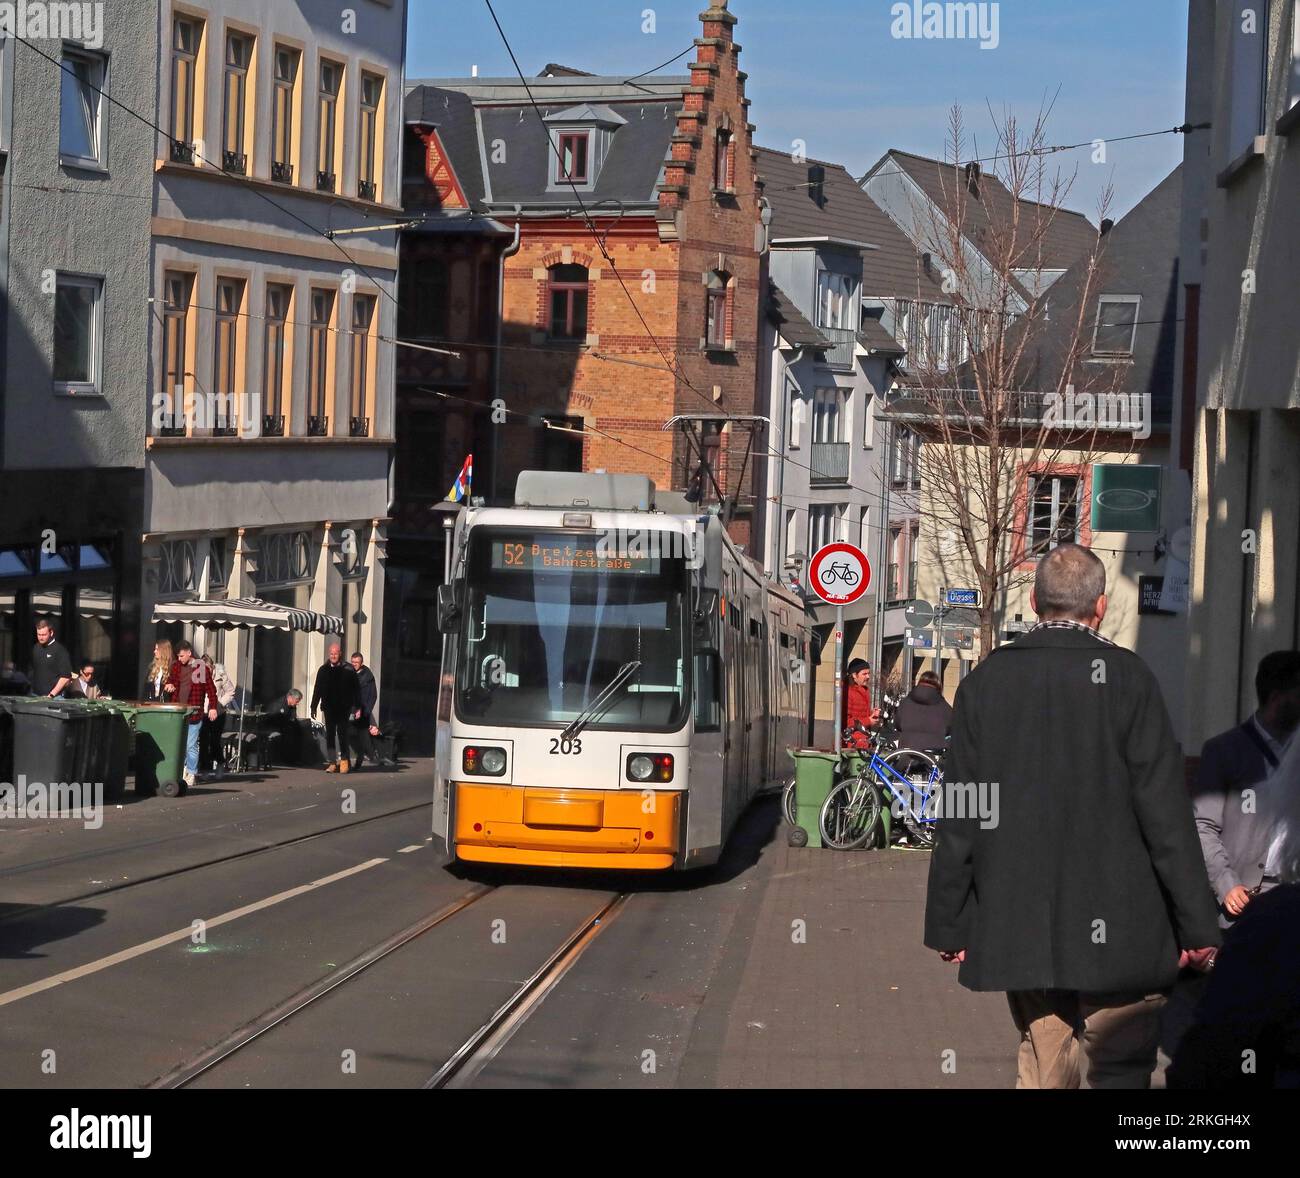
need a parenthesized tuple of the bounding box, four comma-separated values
(819, 728, 945, 851)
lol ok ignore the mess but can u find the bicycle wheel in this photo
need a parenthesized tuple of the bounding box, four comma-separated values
(781, 776, 798, 827)
(885, 749, 941, 847)
(819, 776, 882, 851)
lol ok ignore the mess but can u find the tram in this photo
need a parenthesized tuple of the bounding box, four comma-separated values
(431, 471, 812, 870)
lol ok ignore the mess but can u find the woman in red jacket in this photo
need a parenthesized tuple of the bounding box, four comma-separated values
(842, 658, 881, 749)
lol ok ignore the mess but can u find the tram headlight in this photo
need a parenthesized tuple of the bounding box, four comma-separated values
(627, 753, 674, 783)
(463, 746, 507, 776)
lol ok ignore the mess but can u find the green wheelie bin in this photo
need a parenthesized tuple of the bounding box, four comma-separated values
(790, 749, 842, 849)
(126, 703, 192, 797)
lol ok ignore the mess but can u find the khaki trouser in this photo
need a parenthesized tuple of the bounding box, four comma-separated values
(1007, 989, 1168, 1089)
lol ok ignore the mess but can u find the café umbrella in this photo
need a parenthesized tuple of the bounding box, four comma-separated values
(150, 597, 344, 770)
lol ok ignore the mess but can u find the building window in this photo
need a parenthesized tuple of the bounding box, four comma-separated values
(212, 279, 243, 435)
(1029, 473, 1081, 554)
(398, 261, 450, 340)
(892, 427, 914, 485)
(714, 127, 733, 191)
(813, 387, 845, 444)
(787, 388, 804, 450)
(222, 32, 252, 173)
(358, 72, 382, 199)
(859, 506, 870, 551)
(809, 504, 845, 554)
(53, 273, 103, 393)
(1091, 295, 1140, 356)
(317, 58, 342, 191)
(784, 510, 799, 562)
(263, 284, 292, 435)
(705, 271, 731, 349)
(817, 270, 855, 330)
(1290, 1, 1300, 112)
(159, 539, 201, 597)
(1227, 4, 1270, 158)
(308, 288, 334, 434)
(59, 49, 106, 168)
(908, 523, 919, 598)
(170, 15, 202, 161)
(887, 526, 903, 600)
(349, 295, 376, 436)
(160, 272, 193, 433)
(547, 263, 588, 340)
(271, 46, 299, 183)
(555, 131, 588, 183)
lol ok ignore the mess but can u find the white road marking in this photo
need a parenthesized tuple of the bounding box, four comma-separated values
(285, 804, 320, 813)
(0, 857, 389, 1009)
(396, 845, 423, 854)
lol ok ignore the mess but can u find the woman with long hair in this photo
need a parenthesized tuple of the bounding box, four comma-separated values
(145, 639, 173, 701)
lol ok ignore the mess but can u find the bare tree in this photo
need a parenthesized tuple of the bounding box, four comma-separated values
(889, 105, 1137, 658)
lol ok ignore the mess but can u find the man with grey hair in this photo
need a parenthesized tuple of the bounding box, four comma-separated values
(310, 644, 360, 773)
(925, 542, 1220, 1088)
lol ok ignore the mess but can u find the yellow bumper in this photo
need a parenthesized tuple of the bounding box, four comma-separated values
(453, 783, 681, 869)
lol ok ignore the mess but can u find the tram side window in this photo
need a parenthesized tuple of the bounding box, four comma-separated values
(693, 650, 721, 731)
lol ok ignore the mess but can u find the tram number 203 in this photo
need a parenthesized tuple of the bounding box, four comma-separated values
(549, 737, 583, 755)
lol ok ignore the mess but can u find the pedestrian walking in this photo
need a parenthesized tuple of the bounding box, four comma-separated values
(841, 658, 880, 749)
(894, 670, 953, 752)
(1169, 734, 1300, 1088)
(310, 643, 359, 773)
(30, 617, 73, 698)
(348, 652, 381, 768)
(164, 640, 219, 788)
(1193, 650, 1300, 926)
(924, 543, 1220, 1089)
(145, 640, 173, 701)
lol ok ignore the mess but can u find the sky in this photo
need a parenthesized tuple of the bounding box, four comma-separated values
(406, 0, 1190, 223)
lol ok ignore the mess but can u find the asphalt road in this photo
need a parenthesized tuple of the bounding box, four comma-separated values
(0, 761, 1015, 1089)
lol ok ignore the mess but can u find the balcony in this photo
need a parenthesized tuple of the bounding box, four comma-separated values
(809, 440, 849, 485)
(316, 170, 336, 193)
(358, 179, 376, 201)
(222, 150, 247, 175)
(262, 414, 285, 437)
(169, 139, 195, 165)
(817, 326, 857, 371)
(271, 160, 294, 184)
(307, 415, 329, 437)
(349, 415, 370, 438)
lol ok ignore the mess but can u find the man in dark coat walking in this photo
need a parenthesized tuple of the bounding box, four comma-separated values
(924, 543, 1220, 1089)
(310, 643, 360, 773)
(348, 651, 381, 767)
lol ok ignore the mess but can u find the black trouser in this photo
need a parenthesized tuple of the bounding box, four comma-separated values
(200, 715, 224, 772)
(322, 713, 350, 762)
(350, 720, 375, 764)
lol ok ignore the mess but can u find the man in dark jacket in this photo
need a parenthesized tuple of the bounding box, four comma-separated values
(894, 671, 953, 751)
(311, 643, 360, 773)
(30, 618, 73, 698)
(1193, 650, 1300, 927)
(164, 641, 219, 787)
(348, 652, 381, 767)
(924, 543, 1220, 1089)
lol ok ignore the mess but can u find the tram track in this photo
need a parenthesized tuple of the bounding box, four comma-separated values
(148, 885, 630, 1090)
(0, 801, 431, 924)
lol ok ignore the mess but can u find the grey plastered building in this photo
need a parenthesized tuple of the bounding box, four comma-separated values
(142, 0, 406, 711)
(0, 11, 154, 698)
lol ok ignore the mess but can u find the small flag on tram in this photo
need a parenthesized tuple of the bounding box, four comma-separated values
(446, 454, 473, 502)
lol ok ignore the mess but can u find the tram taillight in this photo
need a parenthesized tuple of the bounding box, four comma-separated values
(463, 746, 507, 776)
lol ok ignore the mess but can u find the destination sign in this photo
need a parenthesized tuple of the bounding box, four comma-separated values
(490, 540, 661, 574)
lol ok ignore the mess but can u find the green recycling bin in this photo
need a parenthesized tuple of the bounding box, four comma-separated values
(88, 701, 132, 802)
(791, 749, 842, 849)
(125, 703, 192, 797)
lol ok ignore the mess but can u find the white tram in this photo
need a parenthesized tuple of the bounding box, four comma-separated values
(431, 472, 811, 869)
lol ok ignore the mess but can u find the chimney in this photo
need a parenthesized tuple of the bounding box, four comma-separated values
(808, 164, 825, 208)
(1100, 218, 1115, 236)
(964, 161, 981, 198)
(922, 251, 933, 276)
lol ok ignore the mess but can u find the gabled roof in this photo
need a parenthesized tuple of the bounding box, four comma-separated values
(538, 64, 595, 77)
(754, 146, 951, 304)
(766, 282, 828, 351)
(870, 149, 1097, 271)
(405, 76, 687, 210)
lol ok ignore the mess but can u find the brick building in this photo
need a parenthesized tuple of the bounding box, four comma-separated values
(405, 0, 765, 545)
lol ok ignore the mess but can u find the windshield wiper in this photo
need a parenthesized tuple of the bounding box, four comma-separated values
(560, 660, 642, 742)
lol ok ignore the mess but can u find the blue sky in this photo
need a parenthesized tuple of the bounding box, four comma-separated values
(407, 0, 1189, 222)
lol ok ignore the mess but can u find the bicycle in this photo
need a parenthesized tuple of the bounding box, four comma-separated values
(819, 726, 944, 851)
(819, 561, 859, 587)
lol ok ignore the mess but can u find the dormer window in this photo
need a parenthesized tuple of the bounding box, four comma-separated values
(544, 103, 626, 191)
(557, 132, 589, 184)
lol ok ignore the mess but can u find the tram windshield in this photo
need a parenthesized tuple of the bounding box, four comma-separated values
(455, 529, 691, 731)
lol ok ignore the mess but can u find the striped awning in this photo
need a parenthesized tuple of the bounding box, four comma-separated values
(151, 597, 343, 634)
